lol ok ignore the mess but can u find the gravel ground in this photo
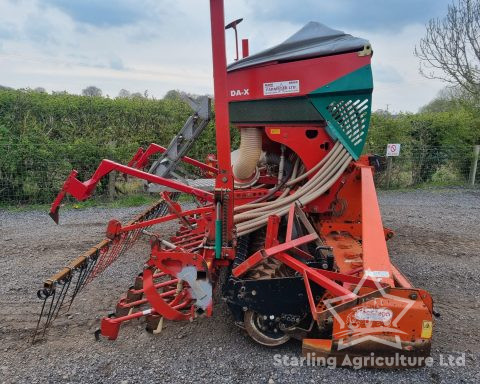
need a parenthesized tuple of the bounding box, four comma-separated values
(0, 188, 479, 383)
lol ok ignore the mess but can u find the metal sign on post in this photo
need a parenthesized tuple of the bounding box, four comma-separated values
(386, 143, 401, 157)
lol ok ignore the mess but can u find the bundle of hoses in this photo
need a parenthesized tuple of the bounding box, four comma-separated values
(234, 141, 352, 237)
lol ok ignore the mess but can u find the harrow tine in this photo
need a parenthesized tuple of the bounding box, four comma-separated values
(91, 246, 112, 279)
(105, 236, 124, 268)
(34, 193, 185, 342)
(68, 260, 95, 310)
(66, 267, 85, 312)
(42, 290, 56, 337)
(111, 234, 130, 264)
(32, 290, 51, 343)
(85, 248, 107, 286)
(50, 277, 72, 323)
(78, 250, 100, 292)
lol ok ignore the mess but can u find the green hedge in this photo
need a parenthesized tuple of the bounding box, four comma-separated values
(366, 110, 480, 185)
(0, 89, 219, 203)
(1, 88, 478, 204)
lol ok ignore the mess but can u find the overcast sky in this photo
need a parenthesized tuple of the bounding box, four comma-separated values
(0, 0, 453, 112)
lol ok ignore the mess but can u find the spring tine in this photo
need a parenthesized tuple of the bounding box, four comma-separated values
(77, 260, 93, 292)
(117, 231, 134, 258)
(127, 230, 138, 249)
(67, 265, 89, 311)
(99, 241, 120, 274)
(113, 230, 132, 261)
(104, 237, 123, 268)
(75, 267, 91, 295)
(80, 251, 98, 286)
(78, 251, 99, 292)
(32, 293, 50, 343)
(91, 245, 112, 278)
(84, 248, 104, 286)
(51, 277, 73, 322)
(42, 290, 56, 337)
(90, 251, 105, 279)
(87, 247, 106, 283)
(74, 259, 94, 296)
(72, 266, 87, 298)
(130, 228, 141, 244)
(106, 236, 124, 267)
(48, 278, 70, 323)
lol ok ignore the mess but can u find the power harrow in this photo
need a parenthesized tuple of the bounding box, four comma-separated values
(34, 0, 435, 368)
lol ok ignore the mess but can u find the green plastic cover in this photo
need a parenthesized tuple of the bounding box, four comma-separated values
(308, 65, 373, 159)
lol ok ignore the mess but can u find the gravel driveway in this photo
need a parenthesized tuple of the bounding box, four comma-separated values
(0, 188, 479, 383)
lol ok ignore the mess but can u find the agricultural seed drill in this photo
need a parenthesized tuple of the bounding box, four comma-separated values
(35, 0, 434, 367)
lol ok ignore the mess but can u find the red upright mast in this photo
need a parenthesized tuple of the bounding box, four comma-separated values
(209, 0, 234, 247)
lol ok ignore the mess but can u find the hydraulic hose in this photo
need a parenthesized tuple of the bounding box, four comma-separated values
(236, 152, 349, 228)
(236, 156, 300, 208)
(235, 144, 346, 221)
(236, 153, 351, 236)
(235, 142, 343, 213)
(286, 141, 342, 187)
(233, 143, 352, 237)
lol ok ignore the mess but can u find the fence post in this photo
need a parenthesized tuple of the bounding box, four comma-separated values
(385, 157, 393, 188)
(469, 145, 480, 186)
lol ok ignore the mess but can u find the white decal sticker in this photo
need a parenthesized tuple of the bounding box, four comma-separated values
(354, 307, 393, 323)
(263, 80, 300, 96)
(365, 270, 390, 278)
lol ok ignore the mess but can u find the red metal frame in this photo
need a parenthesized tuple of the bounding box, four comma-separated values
(105, 206, 213, 238)
(49, 159, 214, 223)
(128, 143, 219, 175)
(210, 0, 235, 242)
(143, 268, 193, 321)
(359, 165, 395, 286)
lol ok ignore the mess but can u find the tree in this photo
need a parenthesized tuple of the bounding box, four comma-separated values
(415, 0, 480, 98)
(117, 89, 131, 98)
(163, 89, 182, 100)
(82, 86, 102, 97)
(420, 87, 462, 113)
(33, 87, 46, 93)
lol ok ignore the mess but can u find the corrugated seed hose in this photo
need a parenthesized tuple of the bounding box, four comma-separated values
(233, 127, 263, 181)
